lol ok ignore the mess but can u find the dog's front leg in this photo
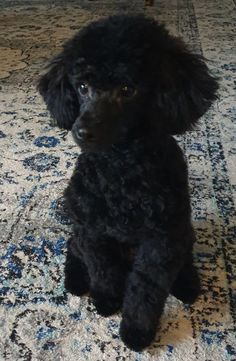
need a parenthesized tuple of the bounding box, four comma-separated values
(120, 237, 183, 351)
(81, 237, 127, 316)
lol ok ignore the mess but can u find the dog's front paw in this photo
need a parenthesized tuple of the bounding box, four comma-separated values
(120, 319, 156, 351)
(91, 290, 123, 317)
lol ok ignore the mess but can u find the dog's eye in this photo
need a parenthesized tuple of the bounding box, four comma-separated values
(78, 83, 89, 96)
(120, 85, 136, 98)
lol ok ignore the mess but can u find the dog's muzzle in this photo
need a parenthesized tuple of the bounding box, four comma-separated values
(76, 127, 95, 142)
(72, 121, 96, 148)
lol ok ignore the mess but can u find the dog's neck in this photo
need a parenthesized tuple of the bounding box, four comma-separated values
(80, 136, 171, 163)
(113, 134, 170, 154)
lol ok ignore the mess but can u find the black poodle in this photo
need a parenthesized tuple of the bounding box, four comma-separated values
(38, 15, 218, 351)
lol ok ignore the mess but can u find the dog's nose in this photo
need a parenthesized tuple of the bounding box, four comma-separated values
(77, 128, 95, 141)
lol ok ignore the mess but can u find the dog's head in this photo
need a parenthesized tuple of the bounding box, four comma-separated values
(38, 15, 218, 151)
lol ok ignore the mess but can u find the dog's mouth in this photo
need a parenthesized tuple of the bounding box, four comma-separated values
(71, 119, 140, 153)
(72, 131, 94, 150)
(72, 130, 112, 152)
(72, 122, 127, 152)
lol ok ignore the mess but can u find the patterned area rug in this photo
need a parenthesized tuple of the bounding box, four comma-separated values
(0, 1, 235, 360)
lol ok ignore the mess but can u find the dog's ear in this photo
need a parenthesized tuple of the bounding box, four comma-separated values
(152, 40, 218, 135)
(37, 54, 79, 130)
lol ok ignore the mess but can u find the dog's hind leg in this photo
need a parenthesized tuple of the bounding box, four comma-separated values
(171, 256, 201, 304)
(64, 238, 90, 296)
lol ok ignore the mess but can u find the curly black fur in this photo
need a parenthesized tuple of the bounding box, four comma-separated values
(38, 15, 218, 351)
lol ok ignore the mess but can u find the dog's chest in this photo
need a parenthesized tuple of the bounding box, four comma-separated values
(73, 149, 171, 237)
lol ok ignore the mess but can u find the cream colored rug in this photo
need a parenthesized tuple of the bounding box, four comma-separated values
(0, 1, 235, 360)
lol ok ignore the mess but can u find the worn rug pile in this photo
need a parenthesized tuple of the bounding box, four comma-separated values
(0, 0, 235, 360)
